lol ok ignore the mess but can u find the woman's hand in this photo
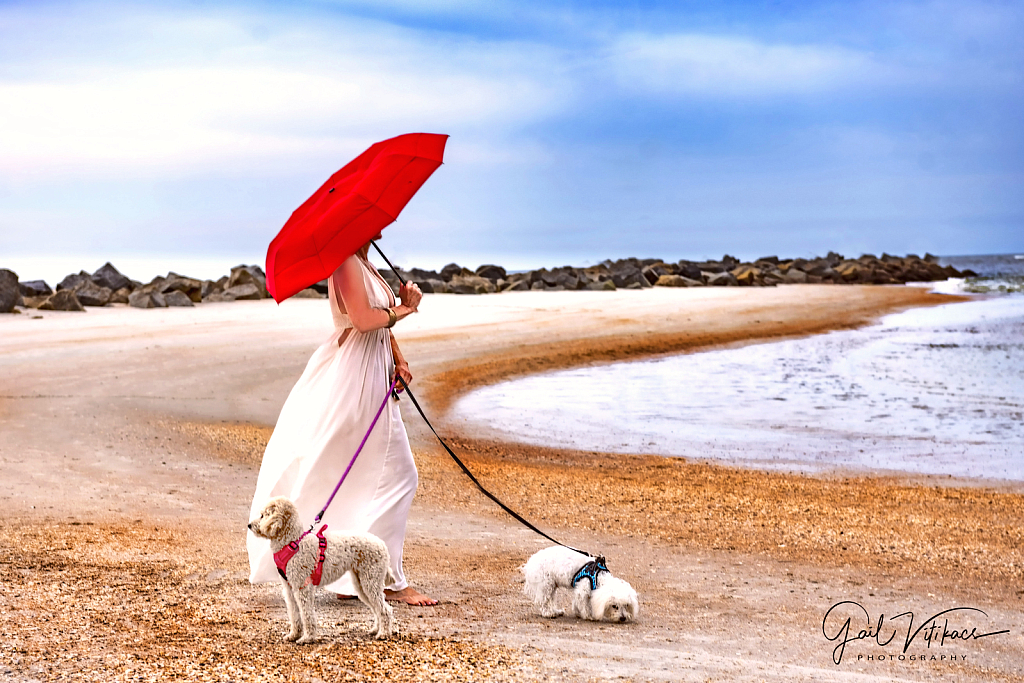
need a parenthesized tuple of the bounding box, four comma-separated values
(399, 282, 422, 312)
(393, 360, 413, 392)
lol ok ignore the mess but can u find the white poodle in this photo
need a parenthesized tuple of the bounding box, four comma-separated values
(522, 546, 639, 623)
(248, 496, 396, 642)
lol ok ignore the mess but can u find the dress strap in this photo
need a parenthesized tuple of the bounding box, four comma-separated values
(328, 275, 354, 331)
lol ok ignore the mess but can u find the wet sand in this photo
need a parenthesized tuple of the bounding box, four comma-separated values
(3, 286, 1023, 682)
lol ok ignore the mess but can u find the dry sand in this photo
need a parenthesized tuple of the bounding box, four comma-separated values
(2, 286, 1023, 682)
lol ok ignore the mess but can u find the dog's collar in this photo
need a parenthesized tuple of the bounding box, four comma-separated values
(274, 525, 328, 586)
(571, 556, 609, 591)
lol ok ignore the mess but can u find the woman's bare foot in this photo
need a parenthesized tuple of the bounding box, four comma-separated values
(384, 586, 438, 606)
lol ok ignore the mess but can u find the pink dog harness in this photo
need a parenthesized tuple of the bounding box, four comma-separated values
(274, 524, 328, 586)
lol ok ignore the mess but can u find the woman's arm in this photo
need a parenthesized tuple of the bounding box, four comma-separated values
(335, 256, 422, 333)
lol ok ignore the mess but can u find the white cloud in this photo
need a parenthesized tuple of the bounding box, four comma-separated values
(0, 4, 567, 177)
(610, 33, 874, 97)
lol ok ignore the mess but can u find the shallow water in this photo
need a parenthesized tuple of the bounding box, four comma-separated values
(453, 296, 1024, 481)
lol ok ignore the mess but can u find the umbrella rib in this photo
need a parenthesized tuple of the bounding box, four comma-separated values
(366, 153, 423, 221)
(314, 200, 396, 283)
(354, 192, 397, 223)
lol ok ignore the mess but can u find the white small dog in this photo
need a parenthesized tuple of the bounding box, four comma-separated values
(522, 546, 639, 623)
(249, 497, 396, 642)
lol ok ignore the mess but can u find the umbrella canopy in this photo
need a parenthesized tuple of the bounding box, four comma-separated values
(266, 132, 449, 302)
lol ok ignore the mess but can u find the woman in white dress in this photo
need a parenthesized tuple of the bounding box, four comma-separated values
(247, 235, 436, 605)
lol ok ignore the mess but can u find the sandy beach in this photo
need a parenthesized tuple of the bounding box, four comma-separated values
(3, 285, 1023, 682)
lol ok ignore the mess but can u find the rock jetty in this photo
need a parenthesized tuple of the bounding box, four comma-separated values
(0, 253, 975, 313)
(379, 252, 974, 295)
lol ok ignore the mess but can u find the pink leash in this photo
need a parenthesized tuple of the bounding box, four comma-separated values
(313, 376, 400, 526)
(275, 376, 400, 583)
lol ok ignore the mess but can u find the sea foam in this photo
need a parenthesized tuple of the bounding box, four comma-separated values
(454, 295, 1024, 482)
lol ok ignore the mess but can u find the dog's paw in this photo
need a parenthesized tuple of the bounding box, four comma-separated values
(540, 608, 564, 619)
(284, 629, 301, 642)
(371, 623, 396, 638)
(296, 635, 317, 645)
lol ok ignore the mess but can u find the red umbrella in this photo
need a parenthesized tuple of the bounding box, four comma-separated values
(266, 132, 449, 302)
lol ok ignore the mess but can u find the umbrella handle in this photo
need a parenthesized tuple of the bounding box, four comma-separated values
(370, 241, 407, 287)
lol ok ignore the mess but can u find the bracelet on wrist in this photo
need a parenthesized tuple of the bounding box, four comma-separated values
(385, 307, 397, 328)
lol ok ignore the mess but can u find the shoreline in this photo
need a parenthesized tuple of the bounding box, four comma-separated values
(419, 285, 967, 415)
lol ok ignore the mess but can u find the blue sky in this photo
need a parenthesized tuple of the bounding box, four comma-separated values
(1, 0, 1022, 279)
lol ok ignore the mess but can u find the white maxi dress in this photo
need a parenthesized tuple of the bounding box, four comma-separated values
(246, 256, 417, 594)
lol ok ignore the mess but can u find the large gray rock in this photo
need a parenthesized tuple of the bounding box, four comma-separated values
(223, 283, 262, 300)
(707, 271, 739, 286)
(641, 264, 668, 284)
(655, 274, 702, 287)
(585, 280, 617, 291)
(128, 290, 168, 308)
(693, 262, 726, 274)
(609, 265, 648, 289)
(110, 287, 131, 304)
(475, 264, 507, 281)
(449, 275, 495, 294)
(803, 259, 832, 277)
(676, 263, 705, 281)
(57, 271, 92, 292)
(140, 276, 167, 294)
(91, 262, 131, 291)
(560, 273, 583, 290)
(730, 266, 762, 286)
(424, 279, 449, 294)
(0, 269, 18, 312)
(502, 279, 531, 292)
(227, 265, 268, 298)
(530, 268, 552, 286)
(75, 282, 113, 306)
(19, 280, 52, 297)
(161, 274, 203, 302)
(202, 276, 229, 300)
(39, 290, 85, 311)
(129, 290, 155, 308)
(405, 268, 441, 282)
(440, 263, 471, 282)
(784, 268, 808, 284)
(22, 296, 50, 309)
(537, 269, 581, 290)
(163, 290, 194, 307)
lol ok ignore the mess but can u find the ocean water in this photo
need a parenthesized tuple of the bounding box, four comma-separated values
(939, 253, 1024, 294)
(454, 255, 1024, 482)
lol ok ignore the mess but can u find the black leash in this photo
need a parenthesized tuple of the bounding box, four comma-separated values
(372, 240, 591, 557)
(395, 374, 589, 557)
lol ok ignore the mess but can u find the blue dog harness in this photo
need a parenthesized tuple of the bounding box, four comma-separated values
(571, 556, 609, 591)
